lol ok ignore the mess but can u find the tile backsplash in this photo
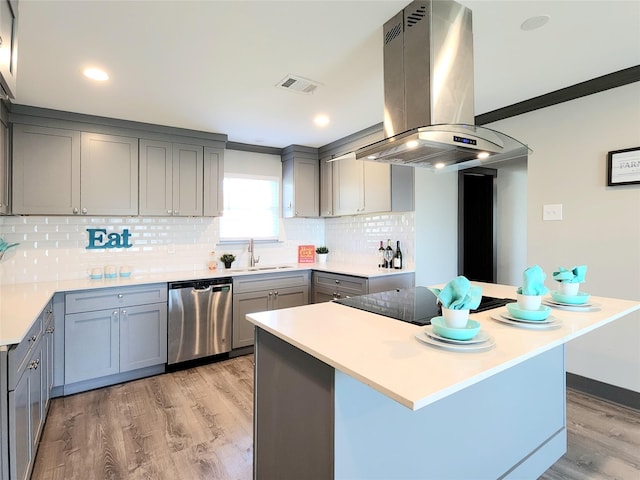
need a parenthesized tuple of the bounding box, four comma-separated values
(0, 212, 414, 284)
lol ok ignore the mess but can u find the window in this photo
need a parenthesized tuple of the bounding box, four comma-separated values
(220, 174, 280, 241)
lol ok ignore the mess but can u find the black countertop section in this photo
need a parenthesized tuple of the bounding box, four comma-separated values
(333, 286, 514, 326)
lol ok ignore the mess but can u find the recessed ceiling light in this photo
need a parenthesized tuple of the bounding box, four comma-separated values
(521, 15, 550, 31)
(83, 67, 109, 81)
(406, 140, 419, 149)
(314, 114, 330, 127)
(434, 162, 445, 169)
(477, 152, 490, 159)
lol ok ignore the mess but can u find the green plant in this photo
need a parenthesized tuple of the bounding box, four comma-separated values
(220, 253, 236, 263)
(315, 246, 329, 254)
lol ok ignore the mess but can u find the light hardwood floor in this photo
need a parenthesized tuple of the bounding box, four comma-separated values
(32, 355, 639, 480)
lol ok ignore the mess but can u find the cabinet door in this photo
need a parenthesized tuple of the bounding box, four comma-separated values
(0, 115, 9, 213)
(312, 287, 337, 304)
(43, 319, 54, 412)
(139, 139, 173, 215)
(12, 124, 81, 215)
(284, 159, 319, 217)
(273, 286, 308, 310)
(80, 132, 138, 216)
(120, 303, 167, 372)
(203, 146, 224, 216)
(363, 161, 391, 213)
(65, 309, 119, 384)
(320, 158, 334, 217)
(29, 348, 43, 455)
(333, 155, 363, 215)
(172, 143, 203, 216)
(232, 290, 270, 349)
(10, 369, 31, 480)
(0, 0, 18, 98)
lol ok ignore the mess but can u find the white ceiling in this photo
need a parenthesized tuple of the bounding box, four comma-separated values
(14, 0, 640, 149)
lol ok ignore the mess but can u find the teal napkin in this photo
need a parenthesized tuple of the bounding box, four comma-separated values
(553, 265, 587, 283)
(429, 276, 482, 310)
(516, 265, 549, 295)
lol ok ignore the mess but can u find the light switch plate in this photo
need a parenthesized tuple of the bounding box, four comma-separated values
(543, 204, 563, 221)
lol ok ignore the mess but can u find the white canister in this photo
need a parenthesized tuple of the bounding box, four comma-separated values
(89, 267, 103, 280)
(119, 265, 132, 277)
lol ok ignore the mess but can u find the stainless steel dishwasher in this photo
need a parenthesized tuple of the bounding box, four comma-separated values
(168, 278, 232, 365)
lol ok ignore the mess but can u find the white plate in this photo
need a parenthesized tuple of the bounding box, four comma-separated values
(490, 312, 562, 330)
(542, 298, 601, 312)
(499, 310, 556, 324)
(424, 326, 491, 345)
(415, 331, 495, 352)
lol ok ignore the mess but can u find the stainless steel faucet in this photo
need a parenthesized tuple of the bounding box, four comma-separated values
(248, 238, 260, 267)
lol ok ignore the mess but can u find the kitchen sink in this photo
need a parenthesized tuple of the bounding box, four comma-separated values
(229, 265, 295, 273)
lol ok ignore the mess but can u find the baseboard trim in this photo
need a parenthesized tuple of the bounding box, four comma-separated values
(566, 372, 640, 410)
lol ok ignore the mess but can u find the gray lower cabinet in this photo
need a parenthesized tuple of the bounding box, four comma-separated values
(4, 299, 52, 480)
(312, 271, 415, 303)
(232, 271, 310, 349)
(64, 284, 167, 392)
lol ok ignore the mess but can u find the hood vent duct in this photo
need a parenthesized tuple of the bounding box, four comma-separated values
(354, 0, 529, 170)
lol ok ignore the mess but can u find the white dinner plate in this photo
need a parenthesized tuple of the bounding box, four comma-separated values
(542, 298, 601, 312)
(415, 331, 495, 352)
(499, 309, 556, 324)
(424, 325, 491, 345)
(490, 312, 562, 330)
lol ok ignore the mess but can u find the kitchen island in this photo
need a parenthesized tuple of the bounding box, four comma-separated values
(246, 283, 640, 479)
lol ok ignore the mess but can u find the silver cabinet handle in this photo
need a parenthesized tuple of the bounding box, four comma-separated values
(112, 310, 119, 321)
(117, 294, 124, 299)
(81, 207, 88, 215)
(73, 207, 79, 214)
(173, 210, 179, 215)
(29, 335, 37, 342)
(167, 209, 172, 215)
(121, 309, 127, 318)
(45, 327, 54, 334)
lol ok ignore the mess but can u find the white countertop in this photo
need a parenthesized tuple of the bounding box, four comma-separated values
(0, 263, 414, 346)
(246, 282, 640, 411)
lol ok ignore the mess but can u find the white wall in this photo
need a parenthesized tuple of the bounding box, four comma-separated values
(496, 157, 528, 285)
(488, 82, 640, 392)
(414, 168, 459, 287)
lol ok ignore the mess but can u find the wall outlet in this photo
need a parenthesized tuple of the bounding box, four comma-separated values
(543, 204, 563, 221)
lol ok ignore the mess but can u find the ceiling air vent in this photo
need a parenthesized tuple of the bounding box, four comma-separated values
(276, 74, 321, 94)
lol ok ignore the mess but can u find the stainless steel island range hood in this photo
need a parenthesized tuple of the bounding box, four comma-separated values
(355, 0, 529, 170)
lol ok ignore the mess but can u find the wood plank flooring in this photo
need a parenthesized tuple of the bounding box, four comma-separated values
(32, 355, 640, 480)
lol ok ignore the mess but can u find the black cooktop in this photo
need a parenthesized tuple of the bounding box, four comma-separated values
(333, 286, 514, 326)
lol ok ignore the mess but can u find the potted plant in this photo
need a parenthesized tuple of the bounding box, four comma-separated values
(220, 253, 236, 269)
(315, 246, 329, 263)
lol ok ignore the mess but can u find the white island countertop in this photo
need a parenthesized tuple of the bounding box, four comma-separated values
(0, 263, 413, 346)
(247, 282, 640, 410)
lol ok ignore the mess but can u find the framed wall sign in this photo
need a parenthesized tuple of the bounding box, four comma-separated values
(607, 147, 640, 186)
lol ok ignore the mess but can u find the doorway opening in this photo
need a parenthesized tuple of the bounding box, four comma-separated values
(458, 167, 497, 283)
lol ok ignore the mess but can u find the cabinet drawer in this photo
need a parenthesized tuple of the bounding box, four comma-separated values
(65, 283, 168, 314)
(233, 271, 310, 294)
(313, 272, 368, 296)
(8, 315, 43, 390)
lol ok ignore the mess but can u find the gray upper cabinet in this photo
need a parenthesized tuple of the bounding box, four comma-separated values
(12, 126, 138, 215)
(320, 157, 334, 217)
(281, 145, 319, 218)
(334, 157, 391, 216)
(12, 124, 81, 215)
(139, 139, 203, 216)
(81, 132, 139, 216)
(0, 0, 18, 99)
(0, 109, 10, 214)
(203, 146, 224, 217)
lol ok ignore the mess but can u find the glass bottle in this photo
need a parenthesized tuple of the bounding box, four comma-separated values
(394, 241, 403, 269)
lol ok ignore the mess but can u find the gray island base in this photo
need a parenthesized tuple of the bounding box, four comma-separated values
(247, 283, 640, 479)
(255, 328, 565, 480)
